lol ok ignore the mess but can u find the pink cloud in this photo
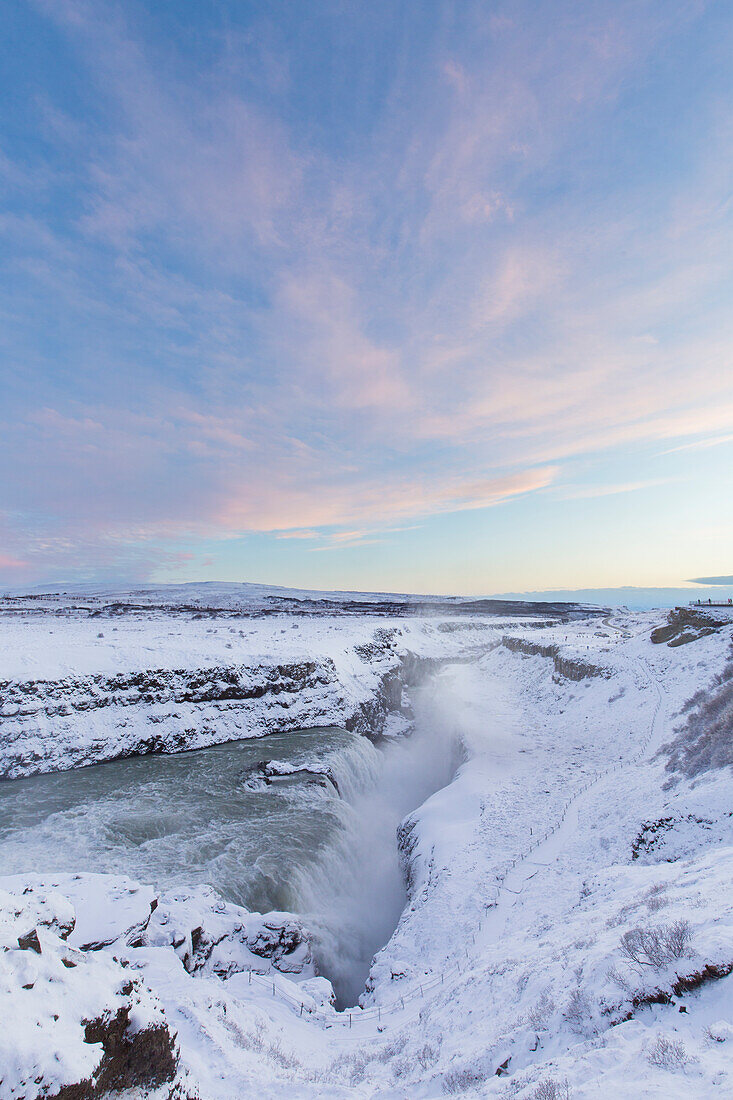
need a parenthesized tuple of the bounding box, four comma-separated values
(471, 245, 563, 331)
(0, 554, 28, 570)
(275, 530, 320, 540)
(274, 267, 411, 412)
(661, 433, 733, 456)
(217, 465, 558, 534)
(554, 479, 670, 502)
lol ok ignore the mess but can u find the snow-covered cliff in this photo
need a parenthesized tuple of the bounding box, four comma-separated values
(0, 615, 491, 779)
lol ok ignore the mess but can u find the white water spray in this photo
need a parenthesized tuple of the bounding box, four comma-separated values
(299, 676, 462, 1007)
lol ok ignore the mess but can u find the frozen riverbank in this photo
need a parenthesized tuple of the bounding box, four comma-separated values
(0, 612, 497, 779)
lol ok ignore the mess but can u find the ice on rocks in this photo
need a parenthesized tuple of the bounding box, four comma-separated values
(146, 884, 315, 980)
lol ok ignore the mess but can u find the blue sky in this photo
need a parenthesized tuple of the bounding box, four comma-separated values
(1, 0, 732, 594)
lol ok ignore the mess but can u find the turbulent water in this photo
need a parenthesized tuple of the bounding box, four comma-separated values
(0, 692, 457, 1005)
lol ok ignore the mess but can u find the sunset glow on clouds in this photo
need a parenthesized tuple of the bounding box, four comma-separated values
(1, 0, 732, 592)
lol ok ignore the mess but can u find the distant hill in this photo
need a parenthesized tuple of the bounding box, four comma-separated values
(0, 580, 603, 620)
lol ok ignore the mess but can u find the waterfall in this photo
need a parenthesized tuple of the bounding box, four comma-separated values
(295, 680, 460, 1007)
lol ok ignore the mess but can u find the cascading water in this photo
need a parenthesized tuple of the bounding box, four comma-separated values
(0, 727, 372, 913)
(298, 679, 462, 1006)
(0, 671, 461, 1008)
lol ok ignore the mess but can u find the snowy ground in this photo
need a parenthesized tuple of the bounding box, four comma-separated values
(1, 594, 732, 1098)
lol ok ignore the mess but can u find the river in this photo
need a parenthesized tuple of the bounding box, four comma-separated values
(0, 693, 457, 1005)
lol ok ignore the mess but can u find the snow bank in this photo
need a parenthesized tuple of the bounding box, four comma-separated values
(0, 879, 178, 1099)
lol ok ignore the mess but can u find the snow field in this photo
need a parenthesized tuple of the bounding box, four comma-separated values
(1, 603, 732, 1097)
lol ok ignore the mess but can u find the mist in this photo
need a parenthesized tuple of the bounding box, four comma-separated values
(300, 674, 463, 1007)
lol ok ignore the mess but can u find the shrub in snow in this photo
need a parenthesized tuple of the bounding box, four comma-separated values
(217, 1016, 300, 1072)
(391, 1055, 414, 1080)
(563, 987, 594, 1035)
(619, 920, 693, 971)
(532, 1078, 571, 1100)
(664, 919, 695, 959)
(526, 991, 555, 1031)
(331, 1049, 371, 1086)
(416, 1042, 441, 1069)
(442, 1065, 486, 1094)
(664, 652, 733, 780)
(646, 1034, 689, 1070)
(644, 882, 669, 911)
(606, 965, 634, 995)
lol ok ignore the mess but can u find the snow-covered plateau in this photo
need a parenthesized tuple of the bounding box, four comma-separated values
(1, 585, 732, 1099)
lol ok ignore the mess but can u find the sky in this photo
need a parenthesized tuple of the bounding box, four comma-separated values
(1, 0, 732, 596)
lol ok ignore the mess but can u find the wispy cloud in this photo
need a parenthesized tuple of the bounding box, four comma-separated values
(661, 433, 733, 456)
(217, 467, 559, 535)
(554, 479, 670, 501)
(0, 554, 28, 570)
(0, 0, 731, 586)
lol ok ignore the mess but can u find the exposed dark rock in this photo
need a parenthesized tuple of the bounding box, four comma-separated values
(671, 962, 733, 994)
(631, 816, 679, 860)
(651, 608, 725, 647)
(17, 928, 42, 953)
(397, 816, 420, 895)
(0, 634, 435, 777)
(494, 1056, 511, 1076)
(345, 664, 413, 740)
(44, 1006, 178, 1100)
(608, 961, 733, 1028)
(84, 1004, 178, 1094)
(241, 759, 340, 795)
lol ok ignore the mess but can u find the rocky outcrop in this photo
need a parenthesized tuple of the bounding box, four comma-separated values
(0, 622, 481, 779)
(241, 758, 341, 794)
(651, 607, 725, 647)
(396, 816, 421, 896)
(500, 636, 610, 680)
(0, 880, 179, 1100)
(49, 1003, 178, 1100)
(0, 659, 332, 720)
(345, 668, 404, 736)
(145, 884, 315, 979)
(0, 873, 320, 1099)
